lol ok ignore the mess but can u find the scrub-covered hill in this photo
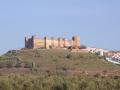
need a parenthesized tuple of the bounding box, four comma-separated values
(0, 49, 120, 76)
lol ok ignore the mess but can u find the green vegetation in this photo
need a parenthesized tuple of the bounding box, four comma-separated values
(0, 49, 119, 90)
(0, 49, 119, 75)
(0, 74, 119, 90)
(80, 45, 87, 49)
(0, 56, 8, 61)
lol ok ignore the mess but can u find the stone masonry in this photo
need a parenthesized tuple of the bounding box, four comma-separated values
(25, 35, 80, 49)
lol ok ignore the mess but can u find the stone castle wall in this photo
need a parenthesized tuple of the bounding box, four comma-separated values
(25, 35, 80, 49)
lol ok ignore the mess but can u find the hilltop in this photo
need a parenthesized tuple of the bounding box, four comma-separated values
(0, 49, 120, 76)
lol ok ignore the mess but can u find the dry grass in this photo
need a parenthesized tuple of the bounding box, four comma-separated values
(0, 49, 120, 76)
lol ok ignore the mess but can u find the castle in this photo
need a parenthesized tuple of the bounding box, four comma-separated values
(25, 35, 80, 49)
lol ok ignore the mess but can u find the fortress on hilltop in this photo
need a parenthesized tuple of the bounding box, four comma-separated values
(25, 35, 80, 49)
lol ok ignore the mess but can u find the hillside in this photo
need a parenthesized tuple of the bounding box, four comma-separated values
(0, 49, 120, 76)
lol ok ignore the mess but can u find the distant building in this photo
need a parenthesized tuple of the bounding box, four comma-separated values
(105, 51, 120, 65)
(25, 35, 80, 49)
(86, 47, 109, 56)
(105, 51, 120, 58)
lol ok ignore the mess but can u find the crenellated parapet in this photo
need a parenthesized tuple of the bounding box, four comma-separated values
(25, 35, 80, 49)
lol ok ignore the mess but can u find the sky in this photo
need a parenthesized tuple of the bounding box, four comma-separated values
(0, 0, 120, 54)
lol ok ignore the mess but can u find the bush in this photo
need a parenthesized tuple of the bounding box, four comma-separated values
(5, 50, 17, 57)
(15, 62, 22, 68)
(80, 45, 87, 49)
(0, 75, 119, 90)
(52, 58, 58, 62)
(0, 56, 7, 60)
(24, 61, 36, 70)
(66, 54, 72, 59)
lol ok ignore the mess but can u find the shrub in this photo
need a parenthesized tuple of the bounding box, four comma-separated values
(15, 62, 22, 68)
(66, 54, 72, 59)
(24, 61, 36, 72)
(0, 75, 119, 90)
(0, 56, 7, 61)
(80, 45, 87, 49)
(52, 58, 58, 62)
(24, 61, 33, 68)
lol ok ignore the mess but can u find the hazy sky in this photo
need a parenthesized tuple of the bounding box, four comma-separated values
(0, 0, 120, 54)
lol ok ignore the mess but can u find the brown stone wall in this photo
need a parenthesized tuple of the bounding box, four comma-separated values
(72, 36, 80, 48)
(33, 38, 44, 49)
(58, 38, 64, 48)
(25, 35, 80, 49)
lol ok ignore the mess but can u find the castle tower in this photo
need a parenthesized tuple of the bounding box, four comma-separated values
(58, 38, 60, 47)
(63, 38, 66, 47)
(32, 35, 35, 48)
(58, 38, 64, 48)
(24, 35, 35, 49)
(72, 36, 80, 48)
(25, 36, 28, 48)
(44, 36, 50, 49)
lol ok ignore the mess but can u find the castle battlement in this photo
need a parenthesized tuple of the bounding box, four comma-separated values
(25, 35, 80, 49)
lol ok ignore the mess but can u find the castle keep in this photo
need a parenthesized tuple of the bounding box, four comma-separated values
(25, 35, 80, 49)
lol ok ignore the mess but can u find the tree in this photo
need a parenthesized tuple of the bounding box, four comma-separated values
(80, 45, 87, 49)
